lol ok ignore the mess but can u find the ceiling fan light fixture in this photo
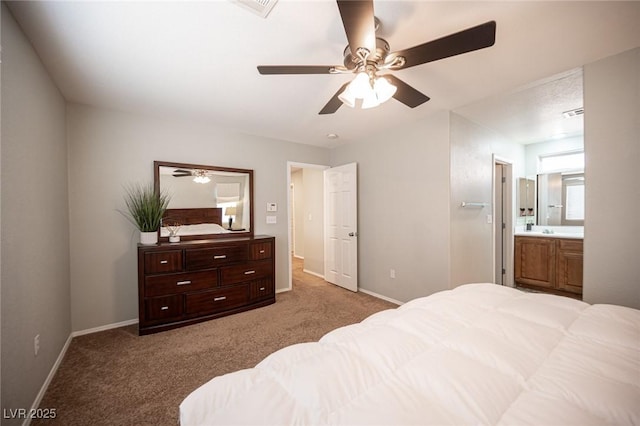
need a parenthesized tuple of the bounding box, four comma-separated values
(361, 90, 381, 109)
(193, 169, 211, 184)
(338, 86, 357, 108)
(373, 76, 397, 104)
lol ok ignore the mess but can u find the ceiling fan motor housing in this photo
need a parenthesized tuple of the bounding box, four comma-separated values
(342, 37, 390, 71)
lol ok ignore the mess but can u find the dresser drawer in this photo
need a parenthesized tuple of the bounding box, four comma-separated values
(145, 250, 183, 274)
(249, 279, 274, 302)
(145, 295, 183, 321)
(145, 270, 217, 297)
(249, 242, 272, 260)
(185, 285, 248, 315)
(185, 246, 247, 270)
(220, 260, 273, 285)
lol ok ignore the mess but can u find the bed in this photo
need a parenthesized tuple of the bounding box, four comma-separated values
(179, 283, 640, 425)
(161, 208, 231, 238)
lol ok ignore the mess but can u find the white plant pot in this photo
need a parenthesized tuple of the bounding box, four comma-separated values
(140, 231, 158, 245)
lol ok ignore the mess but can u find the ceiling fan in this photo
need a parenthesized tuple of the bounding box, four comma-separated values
(172, 169, 211, 183)
(257, 0, 496, 114)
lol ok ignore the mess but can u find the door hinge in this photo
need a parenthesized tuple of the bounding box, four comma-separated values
(502, 223, 506, 229)
(502, 176, 506, 183)
(502, 268, 506, 275)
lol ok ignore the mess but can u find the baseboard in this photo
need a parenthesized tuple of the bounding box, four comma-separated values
(302, 268, 324, 279)
(71, 318, 139, 337)
(359, 288, 403, 306)
(23, 333, 73, 426)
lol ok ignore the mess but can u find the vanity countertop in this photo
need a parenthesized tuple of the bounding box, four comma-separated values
(514, 231, 583, 239)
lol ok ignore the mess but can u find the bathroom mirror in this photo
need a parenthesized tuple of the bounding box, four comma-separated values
(537, 172, 584, 226)
(154, 161, 253, 241)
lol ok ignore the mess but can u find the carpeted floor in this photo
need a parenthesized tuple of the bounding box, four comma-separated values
(33, 258, 397, 425)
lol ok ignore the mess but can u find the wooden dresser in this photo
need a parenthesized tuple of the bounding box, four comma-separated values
(137, 235, 275, 335)
(514, 235, 583, 298)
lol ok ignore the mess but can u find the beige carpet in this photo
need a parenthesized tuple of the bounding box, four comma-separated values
(33, 258, 396, 425)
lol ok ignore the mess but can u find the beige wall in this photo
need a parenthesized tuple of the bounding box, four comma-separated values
(583, 48, 640, 308)
(331, 111, 451, 302)
(449, 113, 526, 287)
(1, 5, 71, 421)
(66, 104, 330, 332)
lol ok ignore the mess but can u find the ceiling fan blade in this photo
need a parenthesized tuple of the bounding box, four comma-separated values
(258, 65, 339, 75)
(337, 0, 376, 59)
(389, 21, 496, 70)
(319, 82, 351, 115)
(384, 75, 430, 108)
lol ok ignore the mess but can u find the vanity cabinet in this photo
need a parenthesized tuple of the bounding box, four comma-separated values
(514, 236, 583, 298)
(137, 235, 275, 335)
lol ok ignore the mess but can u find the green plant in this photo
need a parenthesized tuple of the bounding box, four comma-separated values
(122, 183, 171, 232)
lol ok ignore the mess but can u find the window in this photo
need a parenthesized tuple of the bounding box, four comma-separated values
(539, 151, 584, 174)
(564, 176, 585, 221)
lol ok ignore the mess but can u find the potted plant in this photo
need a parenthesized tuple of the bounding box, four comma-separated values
(122, 183, 171, 245)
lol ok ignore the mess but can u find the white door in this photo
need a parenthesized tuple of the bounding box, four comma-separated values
(324, 163, 358, 292)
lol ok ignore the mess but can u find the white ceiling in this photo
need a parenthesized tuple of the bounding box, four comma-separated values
(6, 1, 640, 148)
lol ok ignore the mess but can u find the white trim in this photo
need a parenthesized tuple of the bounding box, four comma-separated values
(72, 318, 138, 337)
(23, 334, 73, 426)
(302, 268, 324, 279)
(358, 288, 403, 306)
(492, 155, 515, 288)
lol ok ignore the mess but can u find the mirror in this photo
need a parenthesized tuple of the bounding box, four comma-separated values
(537, 172, 584, 226)
(517, 177, 536, 226)
(154, 161, 253, 241)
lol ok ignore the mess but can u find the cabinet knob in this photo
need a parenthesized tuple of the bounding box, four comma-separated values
(259, 287, 265, 291)
(160, 306, 169, 311)
(259, 250, 265, 254)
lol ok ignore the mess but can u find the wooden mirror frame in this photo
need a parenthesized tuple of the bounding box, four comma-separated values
(154, 161, 254, 241)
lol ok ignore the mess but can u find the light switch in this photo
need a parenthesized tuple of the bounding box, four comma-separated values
(266, 215, 277, 224)
(267, 203, 277, 212)
(486, 215, 493, 224)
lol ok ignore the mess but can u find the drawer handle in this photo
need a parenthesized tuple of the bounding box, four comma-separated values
(160, 306, 169, 311)
(176, 280, 192, 286)
(259, 287, 266, 291)
(244, 270, 256, 275)
(214, 255, 227, 259)
(160, 260, 168, 264)
(259, 250, 265, 254)
(214, 296, 227, 302)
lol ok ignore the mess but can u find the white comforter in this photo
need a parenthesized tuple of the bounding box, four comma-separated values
(180, 283, 640, 425)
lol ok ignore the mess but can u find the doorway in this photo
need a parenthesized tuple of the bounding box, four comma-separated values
(286, 162, 328, 291)
(493, 156, 514, 286)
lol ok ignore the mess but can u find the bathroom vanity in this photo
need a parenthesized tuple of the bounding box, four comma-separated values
(514, 233, 583, 298)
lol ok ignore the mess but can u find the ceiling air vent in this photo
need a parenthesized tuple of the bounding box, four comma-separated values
(562, 107, 584, 118)
(231, 0, 278, 18)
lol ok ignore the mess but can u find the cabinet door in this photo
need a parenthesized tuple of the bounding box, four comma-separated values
(515, 237, 555, 288)
(557, 239, 583, 294)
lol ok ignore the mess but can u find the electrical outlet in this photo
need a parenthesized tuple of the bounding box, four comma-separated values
(390, 269, 396, 279)
(34, 334, 40, 356)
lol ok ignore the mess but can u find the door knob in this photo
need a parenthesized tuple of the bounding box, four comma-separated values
(348, 232, 358, 237)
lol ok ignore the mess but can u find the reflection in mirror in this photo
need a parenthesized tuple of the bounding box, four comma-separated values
(537, 172, 584, 226)
(154, 161, 253, 241)
(517, 177, 536, 226)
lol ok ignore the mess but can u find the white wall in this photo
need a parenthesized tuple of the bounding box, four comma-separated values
(524, 135, 584, 176)
(291, 169, 304, 258)
(66, 104, 329, 332)
(583, 47, 640, 309)
(331, 111, 451, 302)
(301, 168, 324, 276)
(449, 113, 526, 287)
(1, 5, 71, 421)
